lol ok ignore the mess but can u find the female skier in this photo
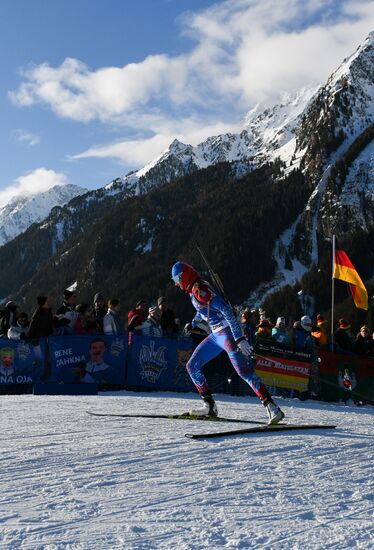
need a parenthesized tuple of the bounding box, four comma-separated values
(172, 261, 285, 425)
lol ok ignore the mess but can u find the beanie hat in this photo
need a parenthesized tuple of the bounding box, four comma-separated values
(276, 316, 286, 326)
(37, 296, 48, 307)
(64, 289, 75, 300)
(300, 315, 313, 332)
(157, 296, 166, 306)
(5, 301, 18, 310)
(136, 299, 145, 307)
(339, 318, 350, 329)
(93, 293, 104, 303)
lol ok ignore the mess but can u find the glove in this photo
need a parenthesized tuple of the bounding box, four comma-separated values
(237, 339, 254, 356)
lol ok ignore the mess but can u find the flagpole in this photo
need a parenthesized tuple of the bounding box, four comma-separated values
(331, 234, 336, 345)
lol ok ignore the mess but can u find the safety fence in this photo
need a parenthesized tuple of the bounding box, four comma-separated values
(0, 334, 373, 402)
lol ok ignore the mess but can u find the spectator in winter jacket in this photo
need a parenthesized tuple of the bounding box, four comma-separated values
(255, 319, 272, 340)
(354, 325, 372, 356)
(7, 312, 29, 341)
(0, 301, 20, 338)
(28, 296, 55, 340)
(334, 318, 354, 353)
(93, 292, 106, 332)
(241, 309, 257, 345)
(311, 314, 328, 348)
(272, 316, 291, 346)
(74, 304, 97, 335)
(127, 299, 147, 332)
(157, 296, 178, 337)
(290, 320, 301, 346)
(56, 289, 77, 315)
(55, 289, 78, 334)
(294, 315, 313, 351)
(139, 306, 163, 338)
(103, 299, 123, 335)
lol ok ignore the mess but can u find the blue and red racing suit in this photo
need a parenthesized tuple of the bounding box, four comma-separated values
(186, 280, 269, 400)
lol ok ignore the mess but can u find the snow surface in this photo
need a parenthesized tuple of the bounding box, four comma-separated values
(2, 390, 373, 549)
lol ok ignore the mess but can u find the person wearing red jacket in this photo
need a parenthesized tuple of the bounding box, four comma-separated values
(127, 300, 147, 332)
(172, 261, 285, 425)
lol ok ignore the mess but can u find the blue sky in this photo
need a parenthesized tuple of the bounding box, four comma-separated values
(1, 0, 374, 201)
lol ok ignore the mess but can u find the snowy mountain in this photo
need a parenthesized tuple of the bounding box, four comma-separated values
(105, 87, 316, 198)
(289, 32, 374, 260)
(0, 32, 373, 318)
(0, 183, 86, 247)
(246, 31, 374, 306)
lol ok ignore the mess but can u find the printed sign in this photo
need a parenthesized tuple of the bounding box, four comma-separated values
(255, 354, 312, 392)
(127, 335, 196, 392)
(48, 334, 127, 385)
(0, 338, 45, 384)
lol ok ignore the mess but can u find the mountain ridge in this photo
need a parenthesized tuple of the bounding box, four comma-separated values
(0, 33, 373, 323)
(0, 183, 87, 247)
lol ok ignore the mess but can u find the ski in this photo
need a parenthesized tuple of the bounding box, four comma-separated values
(86, 411, 266, 424)
(185, 423, 337, 439)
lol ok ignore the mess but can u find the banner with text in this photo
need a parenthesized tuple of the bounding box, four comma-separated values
(255, 354, 312, 392)
(0, 338, 46, 384)
(126, 335, 196, 392)
(48, 334, 128, 385)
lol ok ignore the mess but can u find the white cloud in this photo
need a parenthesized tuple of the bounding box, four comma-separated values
(9, 0, 374, 167)
(0, 168, 69, 207)
(13, 129, 40, 147)
(69, 116, 241, 165)
(70, 135, 173, 166)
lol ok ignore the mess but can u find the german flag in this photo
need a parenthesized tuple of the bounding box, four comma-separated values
(333, 250, 368, 310)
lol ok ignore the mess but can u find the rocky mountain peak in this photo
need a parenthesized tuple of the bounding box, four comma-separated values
(0, 183, 86, 247)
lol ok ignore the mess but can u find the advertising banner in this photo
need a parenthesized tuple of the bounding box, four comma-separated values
(255, 354, 312, 392)
(48, 334, 128, 385)
(0, 338, 46, 384)
(126, 335, 196, 392)
(255, 339, 312, 362)
(318, 350, 374, 402)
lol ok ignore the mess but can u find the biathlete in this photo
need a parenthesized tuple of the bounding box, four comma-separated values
(171, 261, 285, 424)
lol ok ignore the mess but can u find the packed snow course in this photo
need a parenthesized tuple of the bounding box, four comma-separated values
(1, 391, 373, 549)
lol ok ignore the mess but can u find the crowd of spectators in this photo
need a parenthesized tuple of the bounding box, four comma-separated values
(0, 290, 373, 358)
(0, 290, 180, 343)
(240, 308, 374, 358)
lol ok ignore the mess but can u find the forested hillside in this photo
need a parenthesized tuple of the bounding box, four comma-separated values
(6, 161, 308, 320)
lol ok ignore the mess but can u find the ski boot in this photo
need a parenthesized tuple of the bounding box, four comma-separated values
(262, 398, 285, 425)
(189, 391, 218, 417)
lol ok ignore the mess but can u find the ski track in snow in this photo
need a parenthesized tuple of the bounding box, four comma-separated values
(1, 391, 373, 550)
